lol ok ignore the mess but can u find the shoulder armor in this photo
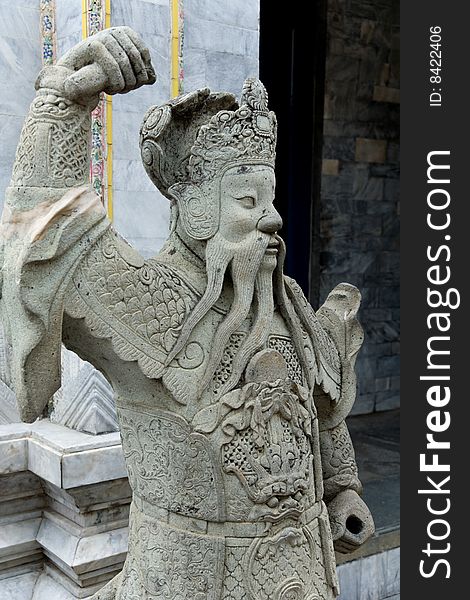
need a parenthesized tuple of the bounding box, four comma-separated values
(66, 229, 200, 387)
(284, 277, 342, 401)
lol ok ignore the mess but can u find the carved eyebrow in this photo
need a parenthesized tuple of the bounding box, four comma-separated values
(233, 192, 256, 199)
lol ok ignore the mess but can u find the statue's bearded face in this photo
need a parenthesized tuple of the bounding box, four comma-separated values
(171, 164, 284, 396)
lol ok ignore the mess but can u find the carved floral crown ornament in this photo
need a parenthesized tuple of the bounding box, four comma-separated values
(139, 79, 277, 239)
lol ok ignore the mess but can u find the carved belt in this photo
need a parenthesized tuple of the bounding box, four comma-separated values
(133, 494, 325, 539)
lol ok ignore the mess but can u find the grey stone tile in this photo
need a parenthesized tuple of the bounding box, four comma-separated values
(375, 390, 400, 411)
(113, 189, 170, 242)
(113, 159, 156, 192)
(27, 441, 62, 487)
(323, 135, 356, 161)
(183, 48, 207, 92)
(30, 420, 121, 452)
(350, 393, 375, 416)
(124, 236, 167, 258)
(352, 215, 382, 236)
(0, 5, 40, 43)
(55, 0, 82, 42)
(370, 165, 399, 180)
(186, 0, 259, 30)
(0, 36, 42, 86)
(57, 32, 82, 59)
(0, 117, 25, 208)
(353, 176, 384, 201)
(144, 32, 171, 62)
(384, 178, 400, 202)
(28, 571, 75, 600)
(112, 59, 169, 113)
(0, 0, 38, 7)
(185, 16, 259, 58)
(0, 438, 27, 474)
(204, 52, 258, 97)
(0, 568, 41, 599)
(324, 80, 358, 121)
(326, 54, 360, 83)
(0, 83, 37, 118)
(111, 111, 143, 161)
(62, 446, 127, 488)
(321, 171, 354, 200)
(324, 118, 375, 139)
(112, 0, 170, 36)
(338, 548, 400, 600)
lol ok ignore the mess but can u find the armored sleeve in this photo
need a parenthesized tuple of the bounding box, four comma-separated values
(314, 284, 364, 502)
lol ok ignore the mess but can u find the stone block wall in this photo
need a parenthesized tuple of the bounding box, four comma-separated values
(320, 0, 400, 414)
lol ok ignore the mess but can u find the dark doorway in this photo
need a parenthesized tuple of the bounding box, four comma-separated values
(259, 0, 327, 304)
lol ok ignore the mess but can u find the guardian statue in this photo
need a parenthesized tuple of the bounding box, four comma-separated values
(0, 27, 374, 600)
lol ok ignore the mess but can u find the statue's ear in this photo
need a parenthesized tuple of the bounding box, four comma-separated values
(168, 181, 219, 240)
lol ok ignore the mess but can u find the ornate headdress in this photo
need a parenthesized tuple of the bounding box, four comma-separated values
(140, 79, 277, 198)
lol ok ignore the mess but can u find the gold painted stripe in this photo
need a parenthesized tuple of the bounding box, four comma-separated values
(171, 0, 180, 97)
(81, 0, 87, 39)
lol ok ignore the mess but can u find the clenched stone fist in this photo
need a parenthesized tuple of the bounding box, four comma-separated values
(36, 27, 156, 105)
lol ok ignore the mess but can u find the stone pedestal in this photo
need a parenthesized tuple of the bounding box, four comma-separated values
(0, 421, 130, 599)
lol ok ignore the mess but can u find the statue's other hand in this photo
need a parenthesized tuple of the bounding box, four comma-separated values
(56, 27, 156, 104)
(327, 489, 375, 553)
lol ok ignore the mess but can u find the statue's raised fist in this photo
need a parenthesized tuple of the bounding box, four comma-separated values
(50, 27, 156, 103)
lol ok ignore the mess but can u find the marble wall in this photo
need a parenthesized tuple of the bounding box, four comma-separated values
(183, 0, 259, 96)
(0, 0, 41, 210)
(111, 0, 172, 256)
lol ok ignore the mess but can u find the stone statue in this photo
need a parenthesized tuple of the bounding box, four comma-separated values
(0, 27, 374, 600)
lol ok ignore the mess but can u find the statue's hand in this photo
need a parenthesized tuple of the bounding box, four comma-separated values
(327, 489, 375, 553)
(52, 27, 156, 105)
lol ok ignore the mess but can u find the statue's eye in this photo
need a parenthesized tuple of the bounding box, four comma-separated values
(238, 196, 256, 208)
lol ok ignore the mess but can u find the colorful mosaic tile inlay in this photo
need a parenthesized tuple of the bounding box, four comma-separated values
(178, 0, 185, 94)
(40, 0, 57, 66)
(84, 0, 109, 207)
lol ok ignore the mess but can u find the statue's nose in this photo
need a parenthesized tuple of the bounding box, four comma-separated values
(258, 209, 283, 234)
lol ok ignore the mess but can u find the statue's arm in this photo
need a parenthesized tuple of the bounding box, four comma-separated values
(6, 26, 155, 207)
(0, 28, 156, 422)
(314, 284, 375, 552)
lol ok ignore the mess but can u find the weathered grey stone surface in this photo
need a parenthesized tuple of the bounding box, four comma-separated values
(0, 27, 374, 599)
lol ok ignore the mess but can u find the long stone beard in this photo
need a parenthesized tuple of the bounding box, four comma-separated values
(166, 229, 274, 394)
(209, 259, 275, 397)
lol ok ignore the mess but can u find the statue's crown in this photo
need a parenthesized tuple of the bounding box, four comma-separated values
(140, 79, 277, 198)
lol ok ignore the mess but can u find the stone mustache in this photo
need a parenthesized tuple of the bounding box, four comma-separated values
(0, 27, 374, 600)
